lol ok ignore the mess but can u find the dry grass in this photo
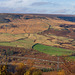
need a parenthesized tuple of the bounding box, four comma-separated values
(0, 33, 74, 50)
(0, 14, 75, 50)
(0, 14, 75, 34)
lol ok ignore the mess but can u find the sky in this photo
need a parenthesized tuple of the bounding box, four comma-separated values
(0, 0, 75, 14)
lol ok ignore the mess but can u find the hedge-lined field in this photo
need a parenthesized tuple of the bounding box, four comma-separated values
(32, 43, 74, 56)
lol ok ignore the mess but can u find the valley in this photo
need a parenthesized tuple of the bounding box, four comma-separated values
(0, 13, 75, 75)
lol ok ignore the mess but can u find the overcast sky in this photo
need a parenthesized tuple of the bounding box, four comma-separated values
(0, 0, 75, 14)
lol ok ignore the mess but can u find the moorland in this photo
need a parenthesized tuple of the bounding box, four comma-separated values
(0, 13, 75, 75)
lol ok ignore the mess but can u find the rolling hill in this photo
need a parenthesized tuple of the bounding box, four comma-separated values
(0, 14, 75, 75)
(0, 13, 75, 51)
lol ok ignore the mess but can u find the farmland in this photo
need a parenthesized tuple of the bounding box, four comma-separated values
(0, 33, 75, 50)
(0, 13, 75, 75)
(0, 13, 75, 50)
(32, 43, 74, 56)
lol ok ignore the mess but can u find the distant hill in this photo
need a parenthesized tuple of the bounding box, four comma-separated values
(34, 14, 75, 22)
(0, 13, 75, 38)
(0, 13, 75, 50)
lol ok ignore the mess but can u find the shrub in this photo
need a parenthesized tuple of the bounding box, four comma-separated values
(32, 70, 42, 75)
(0, 65, 12, 75)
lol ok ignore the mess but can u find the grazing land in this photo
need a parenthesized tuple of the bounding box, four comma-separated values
(32, 43, 74, 56)
(0, 13, 75, 50)
(0, 13, 75, 75)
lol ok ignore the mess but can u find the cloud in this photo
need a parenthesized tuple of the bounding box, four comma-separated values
(0, 7, 30, 13)
(0, 0, 9, 1)
(31, 1, 58, 6)
(29, 9, 48, 13)
(0, 0, 75, 14)
(16, 0, 23, 3)
(0, 7, 15, 13)
(52, 9, 70, 14)
(0, 0, 37, 8)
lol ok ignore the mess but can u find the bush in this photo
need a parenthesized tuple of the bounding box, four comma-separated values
(32, 70, 42, 75)
(41, 68, 54, 72)
(0, 65, 12, 75)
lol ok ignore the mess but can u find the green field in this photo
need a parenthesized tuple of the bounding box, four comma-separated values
(0, 33, 35, 49)
(32, 43, 74, 56)
(0, 38, 34, 49)
(65, 56, 75, 61)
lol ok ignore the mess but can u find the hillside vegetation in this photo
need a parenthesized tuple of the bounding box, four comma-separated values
(32, 43, 74, 56)
(0, 14, 75, 74)
(0, 14, 75, 52)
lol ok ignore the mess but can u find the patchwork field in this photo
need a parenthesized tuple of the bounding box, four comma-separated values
(32, 43, 74, 56)
(65, 56, 75, 61)
(0, 14, 75, 75)
(0, 33, 75, 50)
(0, 13, 75, 61)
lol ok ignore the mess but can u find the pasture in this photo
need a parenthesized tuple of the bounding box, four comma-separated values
(32, 43, 74, 56)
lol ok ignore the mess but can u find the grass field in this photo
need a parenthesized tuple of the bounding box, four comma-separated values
(0, 38, 34, 49)
(65, 56, 75, 61)
(32, 43, 74, 56)
(0, 33, 74, 50)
